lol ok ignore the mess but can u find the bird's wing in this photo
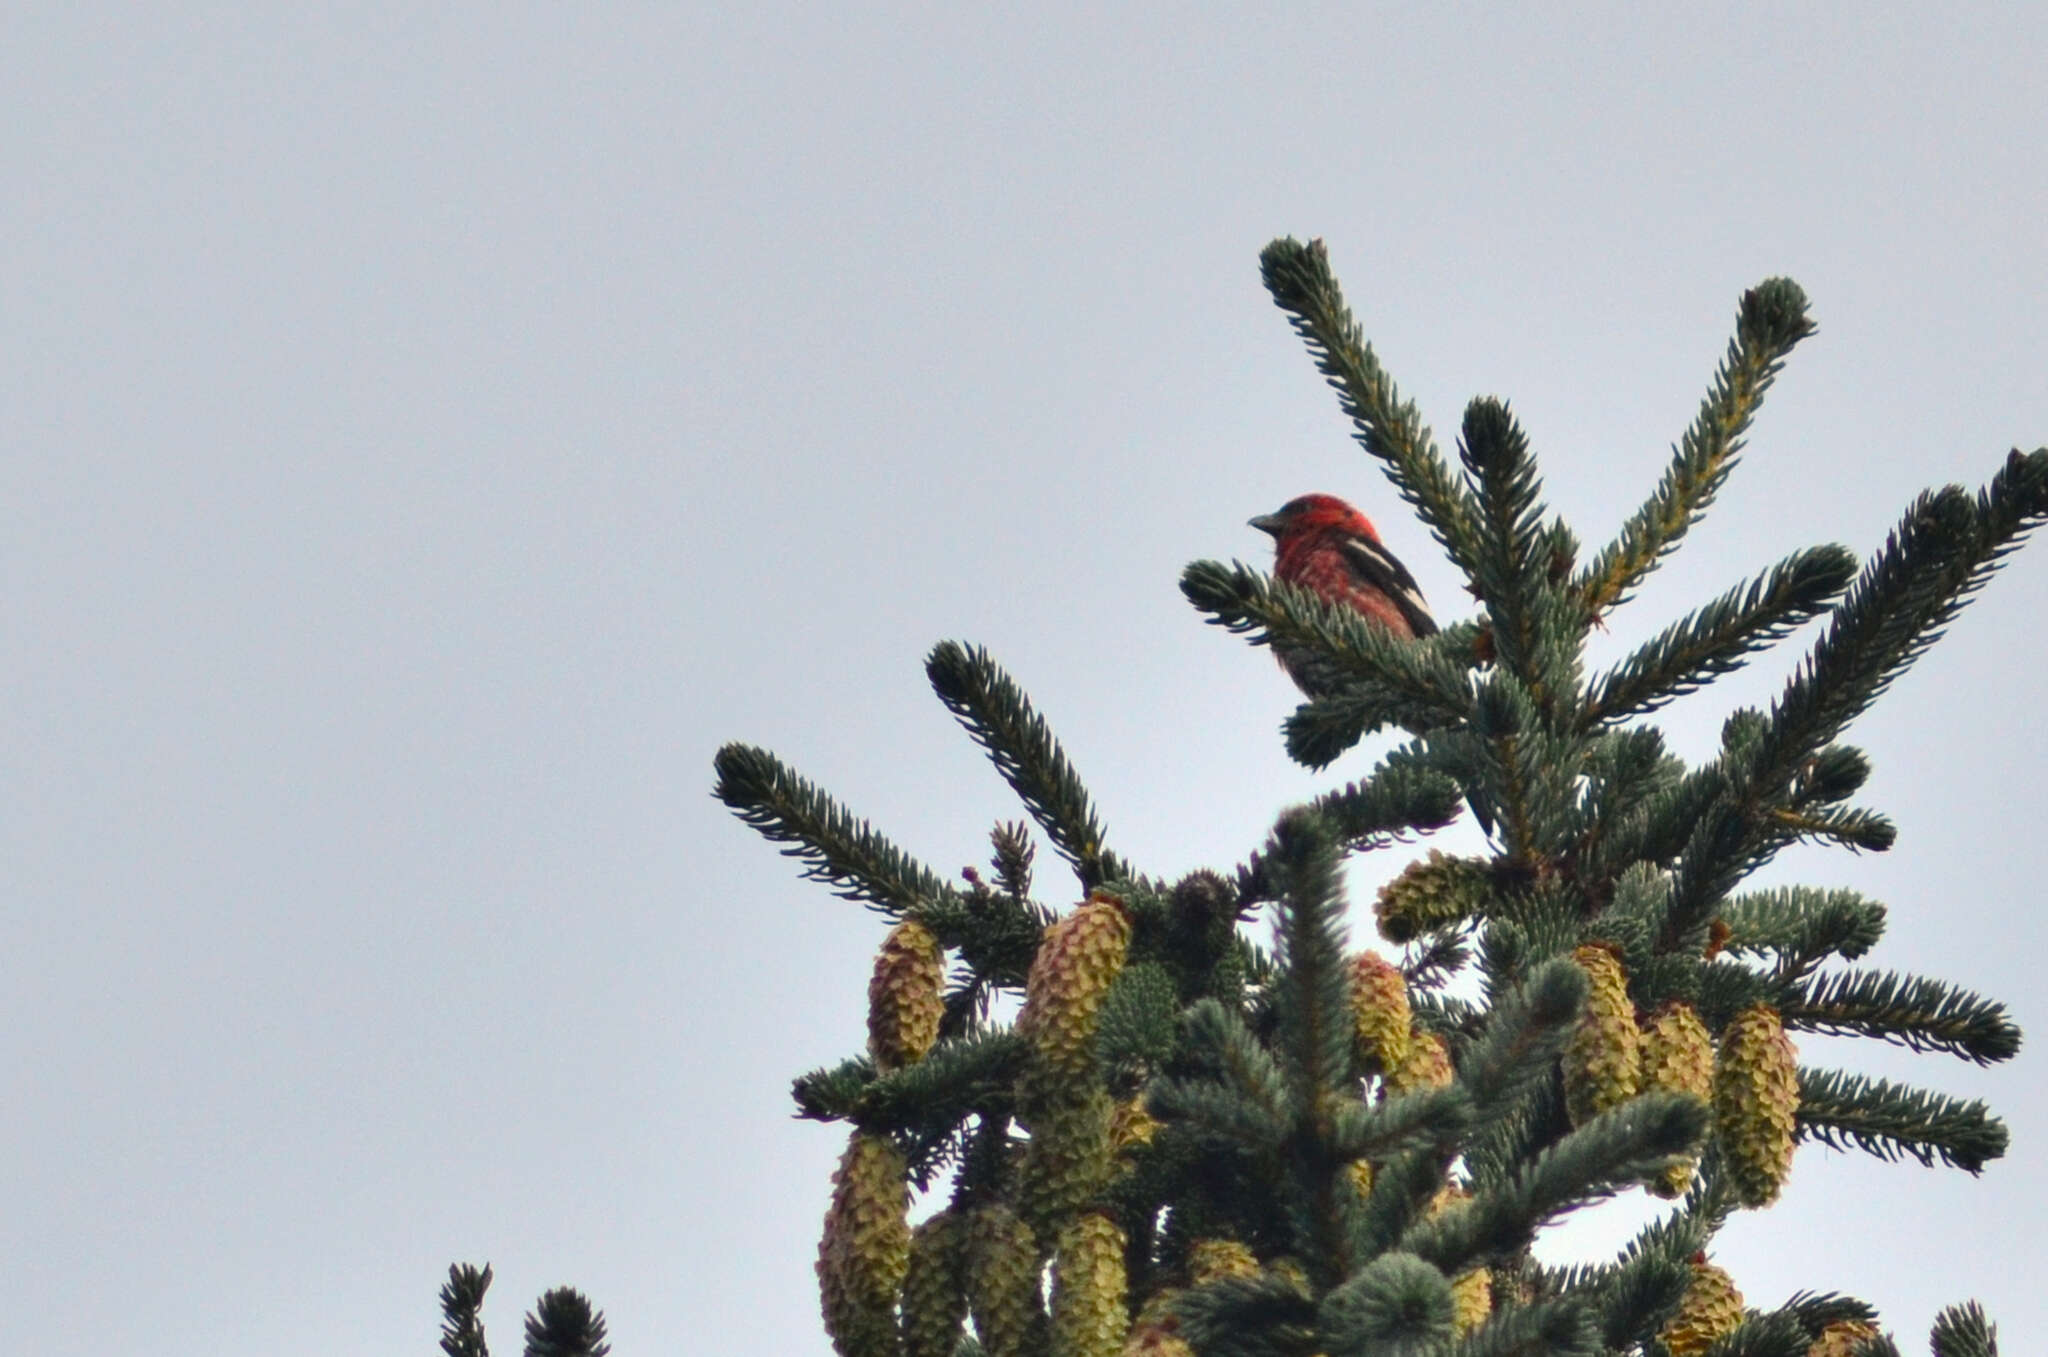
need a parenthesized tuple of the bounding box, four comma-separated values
(1339, 534, 1439, 637)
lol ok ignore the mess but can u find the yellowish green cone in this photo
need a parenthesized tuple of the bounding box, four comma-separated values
(817, 1132, 911, 1357)
(1563, 945, 1641, 1126)
(1714, 1002, 1800, 1207)
(1019, 894, 1133, 1082)
(1348, 950, 1412, 1077)
(1660, 1260, 1744, 1357)
(1110, 1097, 1159, 1160)
(1638, 1001, 1714, 1196)
(1374, 849, 1492, 943)
(1450, 1267, 1492, 1337)
(1384, 1028, 1454, 1096)
(868, 919, 944, 1073)
(1018, 1086, 1116, 1234)
(1050, 1212, 1130, 1357)
(1344, 1158, 1373, 1202)
(968, 1204, 1045, 1357)
(1808, 1320, 1880, 1356)
(1187, 1238, 1260, 1284)
(901, 1210, 969, 1357)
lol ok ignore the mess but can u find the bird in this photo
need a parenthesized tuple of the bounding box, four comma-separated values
(1249, 492, 1437, 696)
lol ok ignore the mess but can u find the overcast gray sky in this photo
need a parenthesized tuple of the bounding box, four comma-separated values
(6, 5, 2045, 1353)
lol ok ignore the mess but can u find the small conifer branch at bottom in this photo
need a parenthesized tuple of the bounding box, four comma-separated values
(521, 1288, 611, 1357)
(439, 1263, 492, 1357)
(1930, 1300, 2000, 1357)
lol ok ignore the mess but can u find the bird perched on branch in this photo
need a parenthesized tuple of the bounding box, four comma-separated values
(1250, 492, 1437, 696)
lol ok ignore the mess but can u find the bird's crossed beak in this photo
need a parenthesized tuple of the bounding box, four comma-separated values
(1248, 512, 1285, 538)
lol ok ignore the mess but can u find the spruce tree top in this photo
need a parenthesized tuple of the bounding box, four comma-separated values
(718, 237, 2044, 1357)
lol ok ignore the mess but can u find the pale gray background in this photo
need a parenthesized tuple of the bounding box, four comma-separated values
(6, 5, 2045, 1353)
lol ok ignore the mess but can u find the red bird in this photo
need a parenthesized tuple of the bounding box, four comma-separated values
(1250, 493, 1437, 695)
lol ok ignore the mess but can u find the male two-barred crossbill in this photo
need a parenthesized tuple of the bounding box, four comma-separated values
(1249, 493, 1437, 696)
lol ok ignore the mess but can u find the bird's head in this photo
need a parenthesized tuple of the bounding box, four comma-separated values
(1249, 493, 1380, 543)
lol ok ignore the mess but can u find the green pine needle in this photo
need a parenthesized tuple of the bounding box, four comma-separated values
(1797, 1067, 2008, 1172)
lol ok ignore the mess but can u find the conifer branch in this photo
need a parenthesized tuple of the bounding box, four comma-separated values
(1259, 236, 1487, 574)
(1267, 812, 1358, 1120)
(1766, 804, 1896, 853)
(1717, 887, 1886, 974)
(1151, 999, 1291, 1148)
(439, 1263, 493, 1357)
(713, 743, 962, 919)
(1930, 1301, 2000, 1357)
(1782, 970, 2021, 1064)
(1703, 1310, 1812, 1357)
(522, 1288, 610, 1357)
(1592, 1254, 1692, 1354)
(1795, 1067, 2008, 1172)
(1548, 1173, 1730, 1346)
(1236, 751, 1463, 902)
(925, 641, 1128, 889)
(1444, 1297, 1601, 1357)
(1576, 278, 1817, 615)
(1749, 449, 2048, 795)
(1780, 1291, 1882, 1340)
(1168, 1273, 1321, 1357)
(1456, 958, 1587, 1123)
(1399, 1092, 1709, 1277)
(1458, 398, 1551, 684)
(1327, 1087, 1474, 1164)
(791, 1030, 1028, 1129)
(1582, 546, 1856, 726)
(1182, 561, 1475, 753)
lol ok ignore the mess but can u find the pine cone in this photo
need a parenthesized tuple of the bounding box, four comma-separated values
(1019, 893, 1133, 1083)
(1018, 1087, 1116, 1234)
(1660, 1259, 1744, 1357)
(1051, 1212, 1130, 1357)
(1638, 1002, 1714, 1196)
(901, 1210, 969, 1357)
(1714, 1002, 1800, 1207)
(1385, 1028, 1454, 1095)
(1450, 1267, 1493, 1337)
(1110, 1096, 1160, 1158)
(968, 1204, 1045, 1357)
(1187, 1238, 1260, 1284)
(1122, 1303, 1195, 1357)
(1562, 945, 1641, 1126)
(1808, 1320, 1880, 1356)
(817, 1132, 911, 1357)
(1348, 950, 1412, 1076)
(1375, 850, 1492, 942)
(867, 919, 944, 1072)
(1344, 1158, 1374, 1201)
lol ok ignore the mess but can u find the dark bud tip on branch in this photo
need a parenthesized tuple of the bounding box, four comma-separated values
(1458, 396, 1523, 476)
(1738, 277, 1817, 350)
